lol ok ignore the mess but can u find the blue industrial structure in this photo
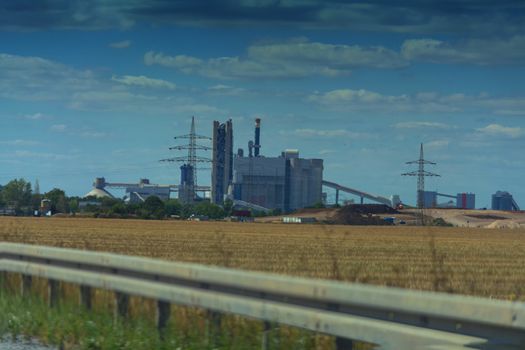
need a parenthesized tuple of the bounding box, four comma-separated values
(492, 191, 520, 211)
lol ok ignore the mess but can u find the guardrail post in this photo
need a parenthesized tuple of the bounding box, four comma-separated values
(21, 274, 32, 297)
(261, 321, 271, 350)
(48, 279, 59, 308)
(114, 292, 129, 322)
(0, 271, 7, 290)
(79, 285, 92, 310)
(156, 300, 170, 334)
(335, 337, 353, 350)
(206, 311, 221, 346)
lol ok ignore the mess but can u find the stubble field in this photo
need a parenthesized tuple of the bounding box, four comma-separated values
(2, 216, 525, 300)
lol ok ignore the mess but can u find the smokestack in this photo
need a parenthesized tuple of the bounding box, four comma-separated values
(254, 118, 261, 157)
(248, 140, 254, 158)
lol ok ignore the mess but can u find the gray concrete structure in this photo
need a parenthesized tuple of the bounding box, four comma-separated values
(232, 151, 323, 212)
(211, 120, 233, 205)
(286, 157, 324, 211)
(124, 180, 171, 203)
(456, 193, 476, 209)
(233, 156, 287, 210)
(492, 191, 520, 211)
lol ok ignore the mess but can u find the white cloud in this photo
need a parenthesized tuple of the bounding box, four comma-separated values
(476, 124, 524, 139)
(0, 139, 40, 146)
(50, 124, 67, 132)
(479, 97, 525, 116)
(309, 89, 408, 104)
(401, 36, 525, 65)
(144, 38, 407, 79)
(0, 54, 225, 115)
(69, 90, 222, 115)
(0, 53, 222, 116)
(292, 128, 368, 139)
(0, 53, 99, 101)
(426, 139, 450, 149)
(144, 36, 525, 81)
(109, 40, 131, 49)
(248, 39, 407, 69)
(23, 113, 46, 120)
(309, 88, 525, 116)
(80, 131, 108, 138)
(144, 52, 203, 71)
(395, 121, 454, 129)
(208, 84, 247, 96)
(12, 150, 73, 161)
(111, 75, 176, 90)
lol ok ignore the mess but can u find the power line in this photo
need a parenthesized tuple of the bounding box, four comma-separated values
(402, 143, 440, 209)
(159, 116, 211, 201)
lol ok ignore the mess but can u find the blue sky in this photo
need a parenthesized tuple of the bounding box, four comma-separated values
(1, 1, 524, 207)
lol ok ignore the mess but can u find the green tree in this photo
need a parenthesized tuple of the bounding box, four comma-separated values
(100, 197, 122, 210)
(223, 198, 233, 217)
(1, 178, 32, 212)
(165, 199, 182, 217)
(109, 202, 128, 216)
(194, 202, 226, 220)
(69, 198, 80, 214)
(140, 196, 165, 220)
(44, 188, 69, 214)
(312, 201, 325, 209)
(180, 204, 195, 219)
(271, 208, 282, 216)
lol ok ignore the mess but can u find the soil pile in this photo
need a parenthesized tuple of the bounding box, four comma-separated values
(486, 220, 522, 229)
(331, 204, 397, 225)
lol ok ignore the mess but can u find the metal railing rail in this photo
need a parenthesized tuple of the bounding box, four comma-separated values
(1, 242, 524, 350)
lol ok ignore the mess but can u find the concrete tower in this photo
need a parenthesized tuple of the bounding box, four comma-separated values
(211, 119, 233, 205)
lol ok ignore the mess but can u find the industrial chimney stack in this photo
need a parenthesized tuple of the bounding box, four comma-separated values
(254, 118, 261, 157)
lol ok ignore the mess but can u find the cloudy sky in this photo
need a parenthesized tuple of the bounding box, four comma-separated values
(1, 1, 524, 207)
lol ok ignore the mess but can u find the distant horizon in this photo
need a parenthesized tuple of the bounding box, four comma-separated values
(1, 1, 524, 208)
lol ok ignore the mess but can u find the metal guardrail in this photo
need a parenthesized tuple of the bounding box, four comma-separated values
(1, 242, 525, 349)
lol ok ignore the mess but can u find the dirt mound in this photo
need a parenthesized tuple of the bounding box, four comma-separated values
(331, 204, 397, 225)
(486, 220, 522, 229)
(340, 204, 397, 215)
(465, 214, 506, 220)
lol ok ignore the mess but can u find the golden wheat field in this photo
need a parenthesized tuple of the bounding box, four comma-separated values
(2, 216, 525, 300)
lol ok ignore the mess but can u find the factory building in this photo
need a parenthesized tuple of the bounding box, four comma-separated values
(178, 164, 195, 204)
(211, 119, 233, 205)
(284, 150, 324, 211)
(456, 193, 475, 209)
(123, 179, 170, 203)
(492, 191, 520, 211)
(422, 191, 438, 208)
(232, 156, 287, 210)
(86, 177, 171, 203)
(229, 119, 323, 212)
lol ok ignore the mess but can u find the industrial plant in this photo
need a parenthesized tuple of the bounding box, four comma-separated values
(83, 117, 520, 213)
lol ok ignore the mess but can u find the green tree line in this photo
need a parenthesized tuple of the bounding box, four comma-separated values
(0, 178, 228, 220)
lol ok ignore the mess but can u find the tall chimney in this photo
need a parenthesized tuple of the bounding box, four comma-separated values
(248, 140, 254, 158)
(254, 118, 261, 157)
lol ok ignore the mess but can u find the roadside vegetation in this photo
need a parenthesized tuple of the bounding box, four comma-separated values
(1, 217, 524, 349)
(0, 277, 333, 350)
(1, 217, 525, 300)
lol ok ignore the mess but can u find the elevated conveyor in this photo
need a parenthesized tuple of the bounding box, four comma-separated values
(322, 180, 393, 207)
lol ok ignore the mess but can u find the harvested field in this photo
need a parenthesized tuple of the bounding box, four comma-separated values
(2, 216, 525, 301)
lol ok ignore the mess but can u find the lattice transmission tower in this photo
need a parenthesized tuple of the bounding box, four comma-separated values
(402, 143, 440, 209)
(160, 116, 211, 200)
